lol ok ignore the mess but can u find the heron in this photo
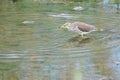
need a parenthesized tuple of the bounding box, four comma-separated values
(60, 22, 97, 37)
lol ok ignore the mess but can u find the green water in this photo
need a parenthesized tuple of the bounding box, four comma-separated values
(0, 0, 120, 80)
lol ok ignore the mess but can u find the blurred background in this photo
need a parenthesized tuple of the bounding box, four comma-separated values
(0, 0, 120, 80)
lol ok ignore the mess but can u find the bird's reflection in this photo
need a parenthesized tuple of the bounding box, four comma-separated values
(11, 0, 17, 3)
(64, 35, 93, 47)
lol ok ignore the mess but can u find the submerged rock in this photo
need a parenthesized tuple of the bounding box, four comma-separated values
(22, 21, 35, 24)
(100, 77, 113, 80)
(73, 6, 84, 11)
(49, 13, 75, 19)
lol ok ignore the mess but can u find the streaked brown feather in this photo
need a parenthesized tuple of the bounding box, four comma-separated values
(71, 22, 96, 32)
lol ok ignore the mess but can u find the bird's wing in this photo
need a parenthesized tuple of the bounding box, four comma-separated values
(71, 22, 96, 32)
(77, 26, 90, 32)
(76, 23, 93, 32)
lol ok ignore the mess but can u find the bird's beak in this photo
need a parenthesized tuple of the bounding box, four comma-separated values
(59, 25, 64, 29)
(60, 25, 67, 29)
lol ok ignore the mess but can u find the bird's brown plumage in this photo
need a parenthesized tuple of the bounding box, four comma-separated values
(60, 21, 97, 37)
(70, 22, 96, 32)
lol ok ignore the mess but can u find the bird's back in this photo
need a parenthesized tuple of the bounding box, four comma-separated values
(71, 22, 96, 32)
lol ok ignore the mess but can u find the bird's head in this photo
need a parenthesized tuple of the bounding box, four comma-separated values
(59, 22, 71, 29)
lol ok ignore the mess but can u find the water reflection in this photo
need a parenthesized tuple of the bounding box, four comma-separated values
(0, 62, 19, 80)
(91, 42, 113, 80)
(0, 0, 120, 80)
(64, 36, 93, 48)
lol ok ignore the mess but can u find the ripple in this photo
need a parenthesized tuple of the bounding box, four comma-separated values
(49, 13, 77, 19)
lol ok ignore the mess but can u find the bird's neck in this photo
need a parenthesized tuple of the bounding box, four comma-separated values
(67, 23, 72, 29)
(68, 25, 75, 31)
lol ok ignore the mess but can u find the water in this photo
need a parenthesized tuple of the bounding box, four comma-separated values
(0, 0, 120, 80)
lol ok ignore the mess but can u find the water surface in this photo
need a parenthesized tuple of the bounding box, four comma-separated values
(0, 0, 120, 80)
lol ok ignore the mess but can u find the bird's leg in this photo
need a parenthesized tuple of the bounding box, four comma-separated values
(81, 33, 84, 38)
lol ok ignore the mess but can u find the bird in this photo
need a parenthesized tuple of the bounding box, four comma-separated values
(60, 22, 97, 37)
